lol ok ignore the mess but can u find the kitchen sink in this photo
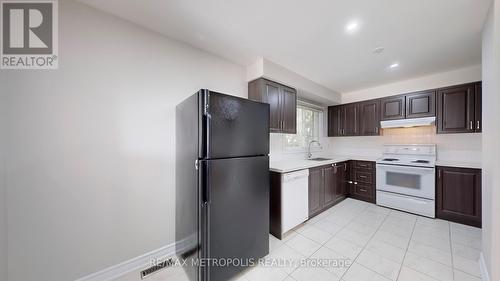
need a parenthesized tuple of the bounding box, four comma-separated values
(308, 157, 332, 161)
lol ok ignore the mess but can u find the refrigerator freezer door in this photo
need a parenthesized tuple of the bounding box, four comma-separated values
(200, 156, 269, 281)
(201, 90, 270, 159)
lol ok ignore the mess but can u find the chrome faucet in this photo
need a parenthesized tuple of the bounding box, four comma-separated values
(307, 140, 322, 159)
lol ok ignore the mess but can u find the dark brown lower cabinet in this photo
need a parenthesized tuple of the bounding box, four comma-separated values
(348, 160, 376, 203)
(308, 163, 348, 217)
(436, 166, 482, 227)
(323, 165, 336, 208)
(308, 167, 323, 217)
(335, 162, 348, 201)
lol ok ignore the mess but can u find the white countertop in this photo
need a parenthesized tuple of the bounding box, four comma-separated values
(270, 155, 379, 173)
(270, 155, 482, 173)
(435, 160, 482, 169)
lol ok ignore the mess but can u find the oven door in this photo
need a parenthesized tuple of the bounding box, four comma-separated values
(376, 164, 435, 199)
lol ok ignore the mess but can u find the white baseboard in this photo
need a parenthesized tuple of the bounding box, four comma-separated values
(479, 252, 490, 281)
(75, 242, 176, 281)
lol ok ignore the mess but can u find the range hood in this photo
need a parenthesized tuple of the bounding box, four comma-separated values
(380, 117, 436, 129)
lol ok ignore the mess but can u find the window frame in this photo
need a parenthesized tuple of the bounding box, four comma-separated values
(283, 101, 325, 153)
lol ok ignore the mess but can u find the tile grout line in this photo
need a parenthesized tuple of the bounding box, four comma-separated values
(334, 204, 391, 280)
(398, 219, 460, 281)
(341, 208, 393, 280)
(330, 204, 371, 280)
(394, 215, 418, 281)
(286, 202, 371, 280)
(274, 201, 481, 281)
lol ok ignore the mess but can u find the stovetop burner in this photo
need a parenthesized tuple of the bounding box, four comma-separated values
(382, 158, 399, 161)
(377, 144, 436, 168)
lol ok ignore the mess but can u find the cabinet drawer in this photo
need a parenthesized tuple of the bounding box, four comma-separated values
(355, 161, 374, 170)
(352, 183, 373, 198)
(355, 170, 373, 184)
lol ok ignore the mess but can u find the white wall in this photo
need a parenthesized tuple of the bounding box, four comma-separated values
(341, 64, 482, 103)
(0, 1, 247, 281)
(481, 1, 500, 280)
(0, 73, 7, 281)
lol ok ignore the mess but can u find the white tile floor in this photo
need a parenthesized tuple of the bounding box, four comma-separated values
(141, 198, 483, 281)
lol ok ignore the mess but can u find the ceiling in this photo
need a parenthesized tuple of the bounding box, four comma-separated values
(80, 0, 491, 93)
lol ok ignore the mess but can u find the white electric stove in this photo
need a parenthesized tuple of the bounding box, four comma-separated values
(376, 144, 437, 218)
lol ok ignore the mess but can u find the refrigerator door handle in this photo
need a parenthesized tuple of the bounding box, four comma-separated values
(202, 161, 211, 204)
(202, 92, 211, 158)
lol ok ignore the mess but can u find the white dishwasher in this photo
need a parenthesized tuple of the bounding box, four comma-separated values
(281, 169, 309, 234)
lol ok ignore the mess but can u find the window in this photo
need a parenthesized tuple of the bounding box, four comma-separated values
(285, 103, 324, 151)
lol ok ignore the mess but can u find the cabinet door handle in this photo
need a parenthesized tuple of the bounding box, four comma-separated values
(469, 121, 473, 130)
(354, 182, 358, 185)
(347, 181, 353, 184)
(359, 188, 367, 192)
(359, 175, 367, 179)
(344, 163, 347, 171)
(477, 121, 480, 130)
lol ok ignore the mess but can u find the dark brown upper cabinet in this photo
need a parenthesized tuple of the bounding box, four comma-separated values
(327, 106, 336, 136)
(380, 95, 405, 120)
(328, 81, 481, 137)
(436, 166, 482, 227)
(328, 105, 346, 136)
(328, 101, 378, 137)
(381, 91, 436, 121)
(344, 103, 360, 136)
(475, 82, 482, 132)
(248, 78, 297, 134)
(281, 86, 297, 133)
(437, 82, 481, 134)
(406, 90, 436, 118)
(359, 99, 381, 135)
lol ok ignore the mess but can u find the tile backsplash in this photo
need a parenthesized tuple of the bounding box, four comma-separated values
(269, 133, 331, 161)
(270, 126, 482, 163)
(326, 126, 482, 162)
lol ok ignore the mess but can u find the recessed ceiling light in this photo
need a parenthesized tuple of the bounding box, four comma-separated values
(389, 62, 400, 69)
(345, 20, 360, 33)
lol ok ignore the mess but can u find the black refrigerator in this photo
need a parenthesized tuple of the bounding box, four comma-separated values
(176, 89, 270, 281)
